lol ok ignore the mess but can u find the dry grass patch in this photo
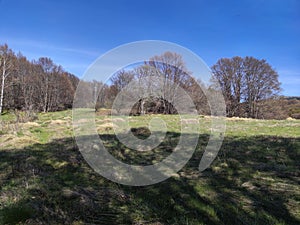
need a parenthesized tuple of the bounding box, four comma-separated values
(226, 117, 258, 121)
(50, 119, 67, 125)
(22, 122, 39, 128)
(286, 117, 297, 121)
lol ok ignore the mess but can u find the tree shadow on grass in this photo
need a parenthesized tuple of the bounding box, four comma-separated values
(0, 133, 299, 224)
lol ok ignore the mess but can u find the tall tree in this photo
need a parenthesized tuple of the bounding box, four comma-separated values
(133, 64, 162, 114)
(211, 56, 281, 118)
(13, 53, 41, 111)
(0, 44, 14, 114)
(36, 57, 56, 112)
(242, 56, 281, 118)
(147, 52, 191, 114)
(109, 70, 134, 113)
(59, 72, 79, 109)
(110, 70, 134, 93)
(109, 52, 206, 115)
(211, 56, 244, 116)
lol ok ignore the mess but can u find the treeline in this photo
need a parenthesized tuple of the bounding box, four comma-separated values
(1, 43, 298, 120)
(0, 44, 79, 115)
(90, 52, 286, 119)
(76, 52, 209, 115)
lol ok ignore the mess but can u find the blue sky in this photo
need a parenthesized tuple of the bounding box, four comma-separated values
(0, 0, 299, 96)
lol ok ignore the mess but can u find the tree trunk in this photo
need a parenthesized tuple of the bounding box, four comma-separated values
(0, 76, 4, 114)
(0, 60, 6, 114)
(140, 99, 145, 115)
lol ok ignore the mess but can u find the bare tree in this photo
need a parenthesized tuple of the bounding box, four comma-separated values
(147, 52, 191, 114)
(111, 52, 207, 115)
(36, 57, 58, 112)
(59, 72, 79, 109)
(110, 70, 134, 92)
(0, 44, 14, 114)
(15, 53, 36, 111)
(243, 57, 281, 118)
(132, 64, 162, 114)
(211, 56, 281, 118)
(184, 78, 209, 115)
(211, 56, 244, 116)
(0, 43, 80, 113)
(109, 70, 134, 113)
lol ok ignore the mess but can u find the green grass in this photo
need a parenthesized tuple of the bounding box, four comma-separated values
(0, 110, 299, 224)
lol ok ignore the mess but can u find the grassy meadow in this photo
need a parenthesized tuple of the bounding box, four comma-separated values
(0, 110, 299, 224)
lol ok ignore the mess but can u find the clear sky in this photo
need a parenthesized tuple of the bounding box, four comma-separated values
(0, 0, 299, 96)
